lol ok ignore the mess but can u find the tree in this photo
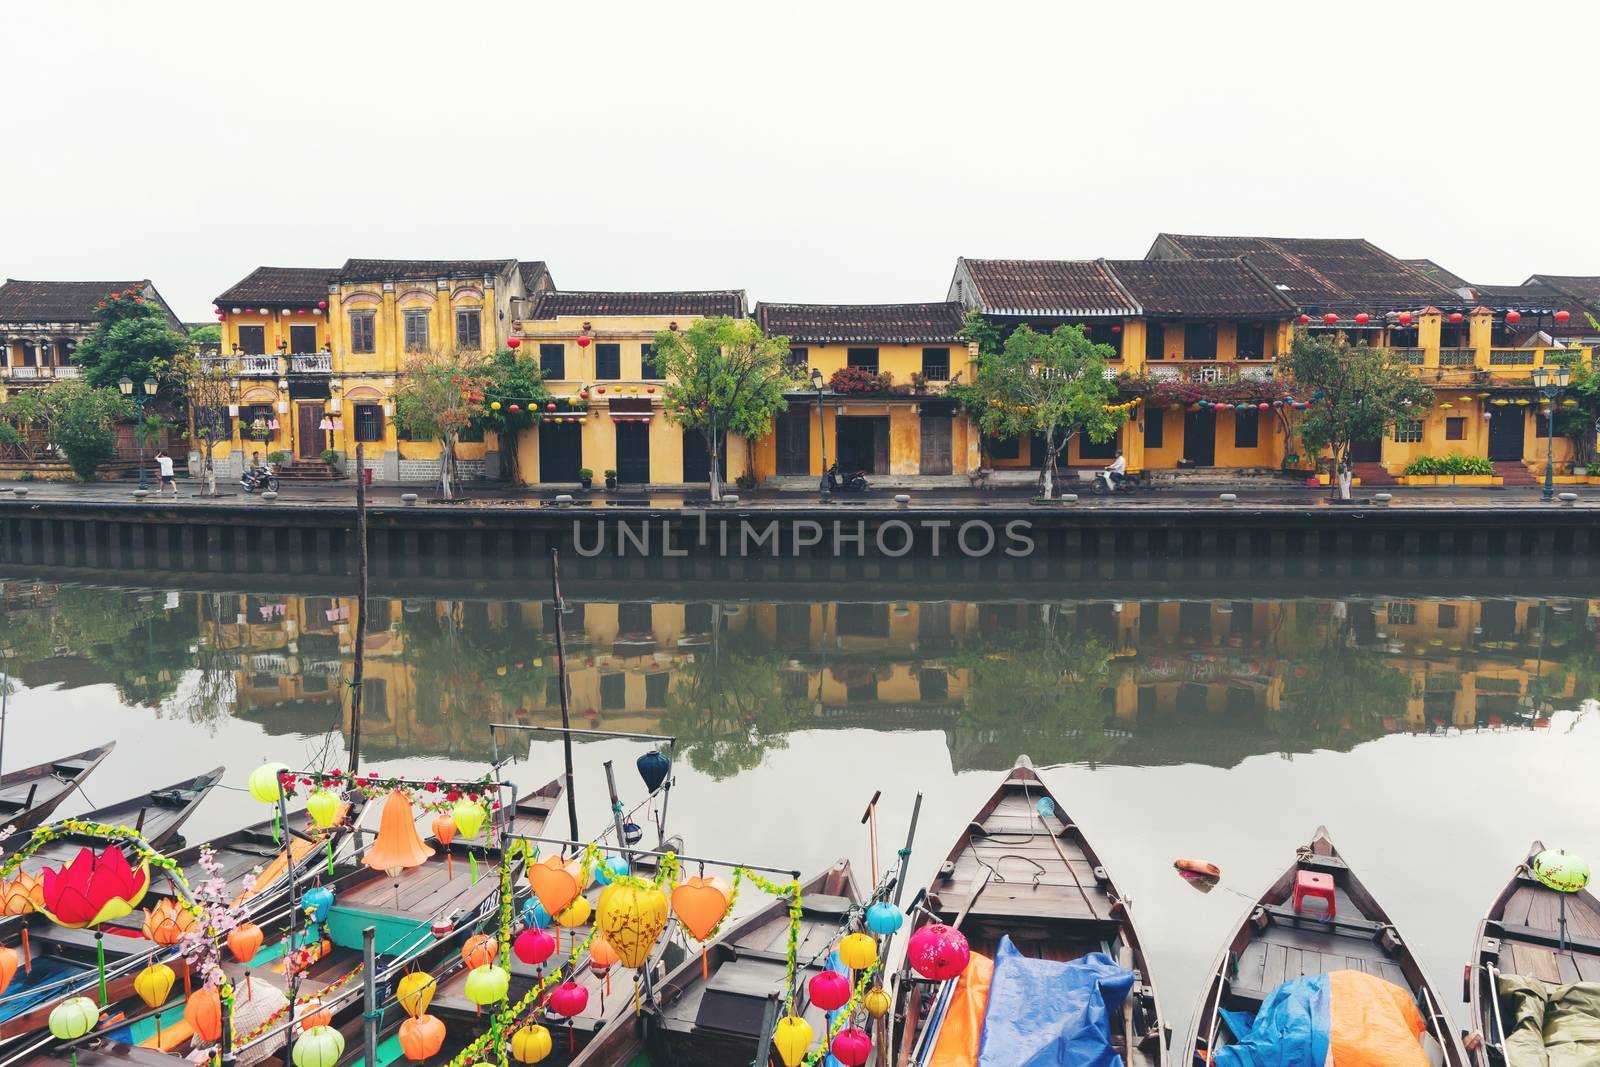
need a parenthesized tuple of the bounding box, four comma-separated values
(164, 351, 233, 494)
(956, 324, 1125, 499)
(1279, 333, 1432, 500)
(652, 317, 797, 502)
(1551, 350, 1600, 470)
(0, 391, 49, 461)
(70, 289, 187, 390)
(187, 324, 222, 346)
(392, 349, 488, 500)
(471, 348, 552, 485)
(43, 381, 132, 480)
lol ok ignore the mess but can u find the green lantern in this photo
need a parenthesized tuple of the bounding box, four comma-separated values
(463, 963, 510, 1006)
(248, 762, 290, 804)
(1532, 847, 1591, 951)
(452, 798, 486, 840)
(292, 1025, 346, 1067)
(306, 789, 341, 830)
(49, 996, 99, 1067)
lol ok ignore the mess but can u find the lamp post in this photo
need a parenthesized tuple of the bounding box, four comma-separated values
(118, 374, 159, 490)
(811, 367, 830, 502)
(1531, 364, 1571, 502)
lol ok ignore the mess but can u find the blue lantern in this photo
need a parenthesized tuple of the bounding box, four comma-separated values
(522, 899, 551, 930)
(865, 902, 903, 936)
(623, 820, 643, 845)
(594, 855, 630, 886)
(303, 885, 335, 924)
(1036, 797, 1055, 819)
(636, 750, 671, 794)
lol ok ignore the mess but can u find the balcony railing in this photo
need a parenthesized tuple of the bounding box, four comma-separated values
(1145, 360, 1276, 383)
(201, 355, 235, 375)
(290, 353, 332, 374)
(2, 365, 80, 380)
(1388, 348, 1425, 366)
(4, 366, 41, 380)
(239, 355, 278, 376)
(1489, 348, 1538, 366)
(1438, 348, 1475, 366)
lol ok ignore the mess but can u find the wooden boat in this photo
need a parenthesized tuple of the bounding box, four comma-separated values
(0, 743, 115, 833)
(1186, 826, 1465, 1066)
(17, 766, 222, 871)
(894, 754, 1165, 1067)
(1465, 840, 1600, 1066)
(566, 859, 860, 1067)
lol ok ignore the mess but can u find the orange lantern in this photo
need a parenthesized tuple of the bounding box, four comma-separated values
(362, 791, 435, 875)
(228, 922, 264, 963)
(461, 934, 498, 969)
(431, 814, 456, 846)
(143, 899, 196, 946)
(185, 987, 223, 1045)
(527, 855, 582, 916)
(296, 998, 333, 1031)
(670, 876, 731, 941)
(589, 936, 621, 1000)
(399, 1013, 446, 1061)
(0, 946, 17, 996)
(0, 873, 41, 915)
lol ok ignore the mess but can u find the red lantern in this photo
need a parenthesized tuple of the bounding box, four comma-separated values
(809, 970, 851, 1012)
(1257, 402, 1269, 411)
(1296, 314, 1310, 326)
(1448, 311, 1464, 324)
(1354, 313, 1370, 326)
(1398, 312, 1414, 326)
(507, 337, 522, 349)
(546, 403, 556, 412)
(1556, 310, 1571, 323)
(831, 1028, 873, 1067)
(508, 405, 520, 413)
(576, 336, 592, 348)
(646, 387, 655, 393)
(317, 300, 328, 309)
(578, 389, 589, 399)
(1505, 310, 1522, 325)
(1322, 313, 1338, 325)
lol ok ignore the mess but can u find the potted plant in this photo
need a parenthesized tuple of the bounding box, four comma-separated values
(267, 450, 289, 467)
(578, 467, 594, 490)
(604, 468, 618, 490)
(320, 448, 343, 473)
(911, 371, 927, 394)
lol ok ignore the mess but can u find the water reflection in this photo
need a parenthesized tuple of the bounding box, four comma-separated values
(2, 580, 1594, 772)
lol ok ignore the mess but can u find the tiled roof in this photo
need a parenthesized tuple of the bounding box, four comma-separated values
(1150, 234, 1458, 309)
(1527, 274, 1600, 312)
(518, 261, 554, 293)
(0, 279, 155, 323)
(526, 290, 747, 320)
(955, 258, 1137, 316)
(338, 259, 517, 282)
(755, 302, 966, 343)
(1471, 281, 1571, 310)
(215, 266, 339, 307)
(1403, 258, 1473, 293)
(1102, 259, 1295, 317)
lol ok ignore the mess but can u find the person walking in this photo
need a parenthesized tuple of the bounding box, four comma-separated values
(155, 450, 178, 497)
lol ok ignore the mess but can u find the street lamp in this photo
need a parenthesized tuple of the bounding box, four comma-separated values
(1531, 364, 1571, 502)
(810, 367, 830, 502)
(118, 374, 159, 490)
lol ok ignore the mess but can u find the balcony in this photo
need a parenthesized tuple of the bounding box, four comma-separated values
(3, 365, 78, 381)
(1388, 348, 1425, 366)
(4, 366, 42, 380)
(1438, 348, 1475, 367)
(1144, 360, 1276, 383)
(290, 353, 332, 374)
(201, 355, 236, 375)
(239, 355, 278, 376)
(1489, 348, 1538, 366)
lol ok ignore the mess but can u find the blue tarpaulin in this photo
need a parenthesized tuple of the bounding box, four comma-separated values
(1215, 973, 1332, 1067)
(975, 936, 1134, 1067)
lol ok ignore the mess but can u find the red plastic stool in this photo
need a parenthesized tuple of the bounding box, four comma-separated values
(1293, 870, 1336, 918)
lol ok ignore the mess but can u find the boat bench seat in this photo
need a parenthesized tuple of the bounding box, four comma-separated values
(801, 894, 853, 918)
(1261, 903, 1389, 941)
(1492, 921, 1600, 957)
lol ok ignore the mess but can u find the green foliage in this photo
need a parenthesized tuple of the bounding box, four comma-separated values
(828, 366, 892, 394)
(71, 289, 187, 390)
(320, 449, 341, 468)
(1402, 453, 1495, 476)
(0, 388, 51, 460)
(958, 324, 1125, 496)
(393, 350, 489, 499)
(1552, 351, 1600, 467)
(577, 468, 594, 481)
(42, 381, 132, 480)
(659, 626, 808, 779)
(267, 450, 289, 466)
(187, 324, 222, 345)
(471, 349, 552, 438)
(958, 311, 1004, 356)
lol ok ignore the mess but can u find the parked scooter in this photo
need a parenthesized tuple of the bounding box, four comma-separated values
(825, 463, 870, 493)
(240, 464, 279, 494)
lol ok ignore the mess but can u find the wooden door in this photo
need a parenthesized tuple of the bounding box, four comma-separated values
(1183, 409, 1216, 466)
(1487, 410, 1524, 461)
(538, 422, 582, 483)
(615, 423, 650, 484)
(681, 428, 727, 484)
(872, 417, 890, 474)
(1350, 436, 1382, 463)
(776, 413, 810, 475)
(298, 403, 326, 460)
(919, 415, 953, 474)
(289, 325, 318, 354)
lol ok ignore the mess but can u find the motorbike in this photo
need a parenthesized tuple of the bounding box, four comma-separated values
(240, 465, 279, 494)
(1088, 467, 1139, 495)
(825, 463, 869, 493)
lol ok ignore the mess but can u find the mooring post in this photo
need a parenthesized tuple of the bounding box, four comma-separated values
(550, 549, 580, 841)
(362, 925, 378, 1067)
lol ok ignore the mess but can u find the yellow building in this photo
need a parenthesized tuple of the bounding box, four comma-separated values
(751, 302, 980, 485)
(213, 259, 554, 481)
(508, 289, 749, 487)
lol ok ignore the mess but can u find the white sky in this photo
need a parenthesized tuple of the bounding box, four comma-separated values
(3, 0, 1597, 320)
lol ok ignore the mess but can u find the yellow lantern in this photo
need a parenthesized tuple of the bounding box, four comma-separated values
(595, 881, 669, 968)
(510, 1024, 553, 1064)
(452, 799, 486, 840)
(837, 932, 877, 971)
(863, 985, 892, 1019)
(555, 895, 591, 929)
(396, 971, 435, 1019)
(306, 790, 340, 830)
(248, 763, 290, 804)
(772, 1015, 813, 1067)
(133, 964, 175, 1010)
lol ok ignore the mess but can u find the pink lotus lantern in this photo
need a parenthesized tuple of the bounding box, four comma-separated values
(40, 847, 150, 928)
(907, 923, 970, 981)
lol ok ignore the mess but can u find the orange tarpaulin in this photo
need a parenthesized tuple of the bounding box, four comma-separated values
(928, 951, 994, 1067)
(1328, 969, 1428, 1067)
(232, 803, 348, 907)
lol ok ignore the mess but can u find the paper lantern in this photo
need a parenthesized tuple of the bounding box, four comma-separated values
(671, 876, 731, 941)
(49, 997, 99, 1040)
(399, 1013, 446, 1061)
(527, 856, 582, 915)
(431, 814, 456, 846)
(1257, 402, 1269, 411)
(133, 962, 174, 1009)
(228, 922, 264, 963)
(1532, 849, 1591, 893)
(593, 854, 629, 886)
(512, 928, 556, 966)
(636, 750, 671, 793)
(1296, 314, 1310, 326)
(1506, 310, 1522, 324)
(185, 987, 223, 1044)
(363, 791, 434, 874)
(548, 980, 588, 1018)
(397, 971, 436, 1018)
(292, 1026, 345, 1067)
(555, 894, 591, 929)
(831, 1027, 873, 1067)
(0, 872, 41, 915)
(865, 902, 903, 935)
(863, 985, 891, 1019)
(0, 948, 15, 998)
(42, 847, 150, 928)
(522, 898, 552, 930)
(318, 300, 327, 309)
(490, 401, 501, 411)
(1322, 313, 1338, 325)
(1556, 310, 1571, 323)
(1399, 312, 1414, 326)
(1354, 313, 1370, 326)
(907, 923, 970, 980)
(772, 1016, 813, 1067)
(461, 934, 498, 969)
(463, 964, 510, 1006)
(589, 935, 621, 976)
(545, 403, 555, 412)
(306, 789, 340, 829)
(1449, 311, 1464, 324)
(303, 886, 335, 923)
(452, 799, 486, 840)
(139, 899, 190, 946)
(248, 763, 289, 803)
(296, 999, 332, 1030)
(596, 881, 669, 968)
(808, 970, 851, 1011)
(837, 932, 878, 971)
(576, 336, 592, 348)
(511, 1024, 553, 1064)
(506, 337, 522, 349)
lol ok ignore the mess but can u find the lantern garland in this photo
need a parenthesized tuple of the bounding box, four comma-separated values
(263, 767, 502, 818)
(1101, 397, 1141, 415)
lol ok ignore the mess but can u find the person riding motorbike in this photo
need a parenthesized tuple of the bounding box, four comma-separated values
(1106, 450, 1127, 488)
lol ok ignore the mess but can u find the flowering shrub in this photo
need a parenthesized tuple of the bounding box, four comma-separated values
(828, 367, 893, 395)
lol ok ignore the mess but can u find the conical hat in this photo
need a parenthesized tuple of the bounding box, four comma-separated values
(363, 791, 435, 873)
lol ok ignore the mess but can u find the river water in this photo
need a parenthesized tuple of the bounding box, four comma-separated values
(1, 575, 1596, 1041)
